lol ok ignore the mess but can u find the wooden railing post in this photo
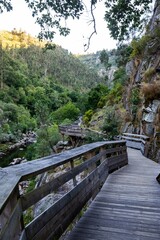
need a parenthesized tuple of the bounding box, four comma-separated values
(100, 147, 106, 163)
(70, 160, 77, 186)
(85, 151, 96, 173)
(0, 185, 25, 240)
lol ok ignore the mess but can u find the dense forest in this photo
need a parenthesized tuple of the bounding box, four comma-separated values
(0, 30, 130, 164)
(0, 30, 110, 162)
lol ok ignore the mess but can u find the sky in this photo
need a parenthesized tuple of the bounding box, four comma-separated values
(0, 0, 117, 54)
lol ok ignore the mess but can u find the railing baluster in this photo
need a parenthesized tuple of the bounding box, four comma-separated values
(70, 159, 77, 187)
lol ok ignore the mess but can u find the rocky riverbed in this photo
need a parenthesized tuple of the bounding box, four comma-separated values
(0, 131, 36, 167)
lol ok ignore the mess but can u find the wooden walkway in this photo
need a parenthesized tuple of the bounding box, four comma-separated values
(66, 148, 160, 240)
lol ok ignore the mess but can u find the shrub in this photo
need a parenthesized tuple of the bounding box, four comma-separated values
(113, 67, 128, 85)
(50, 102, 80, 124)
(87, 84, 109, 110)
(106, 82, 123, 104)
(83, 109, 93, 125)
(141, 82, 160, 102)
(101, 107, 120, 140)
(130, 35, 151, 58)
(131, 88, 141, 105)
(143, 67, 156, 82)
(97, 96, 107, 108)
(35, 124, 61, 157)
(130, 87, 141, 117)
(85, 131, 104, 143)
(60, 118, 73, 126)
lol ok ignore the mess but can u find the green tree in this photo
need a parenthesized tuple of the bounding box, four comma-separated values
(50, 102, 80, 124)
(102, 107, 120, 140)
(100, 50, 111, 71)
(35, 124, 61, 157)
(87, 84, 109, 110)
(115, 44, 132, 67)
(105, 0, 153, 41)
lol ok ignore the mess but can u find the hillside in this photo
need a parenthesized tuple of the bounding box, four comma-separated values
(77, 50, 117, 84)
(0, 29, 45, 48)
(0, 30, 106, 160)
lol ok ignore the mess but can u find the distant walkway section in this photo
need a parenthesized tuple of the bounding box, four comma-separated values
(66, 148, 160, 240)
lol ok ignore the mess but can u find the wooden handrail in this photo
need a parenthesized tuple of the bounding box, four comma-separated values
(0, 140, 127, 240)
(59, 125, 85, 137)
(121, 133, 150, 156)
(122, 133, 149, 140)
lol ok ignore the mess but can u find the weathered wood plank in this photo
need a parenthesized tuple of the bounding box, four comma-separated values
(21, 150, 107, 210)
(122, 133, 149, 140)
(25, 158, 110, 239)
(0, 140, 127, 240)
(0, 200, 23, 240)
(66, 148, 160, 240)
(0, 141, 126, 210)
(21, 146, 126, 211)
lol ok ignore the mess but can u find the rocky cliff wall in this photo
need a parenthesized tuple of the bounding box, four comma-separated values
(124, 1, 160, 161)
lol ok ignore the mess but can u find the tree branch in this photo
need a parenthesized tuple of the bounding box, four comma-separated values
(84, 1, 97, 52)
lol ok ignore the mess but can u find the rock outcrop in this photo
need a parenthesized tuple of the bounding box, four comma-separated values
(123, 1, 160, 161)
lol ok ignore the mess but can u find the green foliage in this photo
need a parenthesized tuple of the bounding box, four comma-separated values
(143, 67, 156, 82)
(36, 124, 61, 157)
(60, 118, 73, 126)
(23, 207, 33, 226)
(100, 50, 111, 70)
(130, 35, 151, 58)
(130, 87, 141, 116)
(115, 44, 132, 67)
(102, 107, 120, 140)
(0, 1, 153, 41)
(85, 131, 104, 144)
(0, 31, 104, 142)
(0, 101, 36, 133)
(0, 133, 15, 143)
(113, 67, 128, 85)
(87, 84, 109, 110)
(131, 88, 141, 105)
(50, 102, 80, 124)
(106, 83, 123, 104)
(83, 109, 94, 125)
(97, 96, 107, 108)
(26, 179, 36, 193)
(105, 0, 152, 41)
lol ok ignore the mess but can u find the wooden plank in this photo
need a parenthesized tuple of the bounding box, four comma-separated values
(122, 136, 143, 142)
(122, 133, 149, 140)
(25, 158, 110, 239)
(32, 160, 109, 240)
(66, 148, 160, 240)
(21, 151, 107, 210)
(9, 141, 126, 180)
(0, 141, 126, 210)
(19, 230, 27, 240)
(0, 200, 23, 240)
(0, 140, 127, 240)
(22, 147, 126, 211)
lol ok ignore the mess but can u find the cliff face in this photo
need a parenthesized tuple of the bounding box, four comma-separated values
(124, 1, 160, 161)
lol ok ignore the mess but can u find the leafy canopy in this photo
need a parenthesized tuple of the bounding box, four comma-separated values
(0, 0, 153, 41)
(105, 0, 153, 41)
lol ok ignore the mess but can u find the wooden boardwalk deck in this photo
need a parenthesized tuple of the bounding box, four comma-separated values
(66, 148, 160, 240)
